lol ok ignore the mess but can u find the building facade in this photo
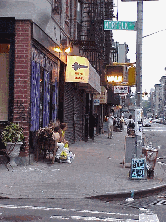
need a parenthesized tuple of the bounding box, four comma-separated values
(0, 0, 114, 159)
(152, 76, 166, 119)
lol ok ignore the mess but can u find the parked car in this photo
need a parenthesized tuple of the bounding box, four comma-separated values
(143, 118, 151, 127)
(152, 118, 163, 124)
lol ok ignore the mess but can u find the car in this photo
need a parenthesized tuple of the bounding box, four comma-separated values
(152, 118, 163, 124)
(143, 118, 151, 127)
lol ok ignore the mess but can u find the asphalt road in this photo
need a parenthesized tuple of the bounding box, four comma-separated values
(0, 190, 165, 221)
(142, 122, 166, 165)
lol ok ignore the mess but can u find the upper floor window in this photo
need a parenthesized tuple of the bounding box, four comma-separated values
(0, 44, 10, 121)
(52, 0, 62, 15)
(77, 1, 82, 24)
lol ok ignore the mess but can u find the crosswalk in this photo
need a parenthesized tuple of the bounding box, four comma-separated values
(0, 203, 161, 221)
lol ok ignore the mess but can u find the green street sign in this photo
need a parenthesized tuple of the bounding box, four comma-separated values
(104, 21, 136, 31)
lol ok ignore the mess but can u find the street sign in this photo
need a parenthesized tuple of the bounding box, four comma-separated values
(104, 21, 136, 31)
(114, 86, 129, 94)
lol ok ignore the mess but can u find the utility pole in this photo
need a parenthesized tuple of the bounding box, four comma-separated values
(136, 1, 143, 108)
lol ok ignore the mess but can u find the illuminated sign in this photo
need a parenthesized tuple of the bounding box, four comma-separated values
(106, 65, 124, 84)
(66, 56, 89, 83)
(107, 76, 122, 83)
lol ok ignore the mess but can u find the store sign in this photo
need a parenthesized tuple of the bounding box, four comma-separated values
(66, 56, 89, 83)
(89, 63, 101, 93)
(114, 86, 129, 94)
(130, 158, 147, 180)
(94, 99, 100, 106)
(93, 86, 107, 104)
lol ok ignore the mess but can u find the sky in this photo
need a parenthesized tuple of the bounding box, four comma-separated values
(112, 0, 166, 93)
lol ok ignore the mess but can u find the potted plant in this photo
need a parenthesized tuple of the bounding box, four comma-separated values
(1, 122, 24, 166)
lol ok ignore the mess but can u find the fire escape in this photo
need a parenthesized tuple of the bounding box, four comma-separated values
(77, 0, 114, 77)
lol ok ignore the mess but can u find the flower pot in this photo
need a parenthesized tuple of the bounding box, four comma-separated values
(6, 142, 23, 167)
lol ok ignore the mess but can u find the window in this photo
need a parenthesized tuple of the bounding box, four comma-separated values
(52, 0, 62, 15)
(77, 1, 82, 24)
(0, 44, 10, 121)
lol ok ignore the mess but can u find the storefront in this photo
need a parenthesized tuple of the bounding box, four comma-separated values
(65, 56, 101, 142)
(0, 17, 15, 151)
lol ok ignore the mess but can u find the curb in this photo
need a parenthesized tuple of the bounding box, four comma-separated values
(87, 184, 166, 201)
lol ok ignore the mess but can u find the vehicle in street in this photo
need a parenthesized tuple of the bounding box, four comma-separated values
(143, 117, 151, 127)
(152, 118, 165, 124)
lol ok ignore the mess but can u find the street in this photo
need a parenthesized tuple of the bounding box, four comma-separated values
(143, 122, 166, 166)
(0, 190, 165, 221)
(0, 123, 166, 221)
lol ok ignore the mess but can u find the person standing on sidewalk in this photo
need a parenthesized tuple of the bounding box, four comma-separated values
(52, 126, 60, 163)
(107, 113, 114, 139)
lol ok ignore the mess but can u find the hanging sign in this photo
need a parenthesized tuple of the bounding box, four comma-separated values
(94, 99, 100, 106)
(114, 86, 129, 94)
(66, 56, 89, 83)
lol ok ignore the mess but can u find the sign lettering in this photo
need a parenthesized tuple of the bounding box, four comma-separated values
(104, 21, 136, 31)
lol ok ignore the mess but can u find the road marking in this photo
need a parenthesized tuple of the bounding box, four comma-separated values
(50, 215, 139, 221)
(157, 161, 166, 166)
(139, 213, 159, 222)
(151, 199, 166, 206)
(0, 204, 138, 217)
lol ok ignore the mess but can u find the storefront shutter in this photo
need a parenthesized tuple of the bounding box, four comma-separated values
(64, 83, 75, 143)
(64, 83, 84, 143)
(30, 61, 40, 131)
(74, 89, 84, 141)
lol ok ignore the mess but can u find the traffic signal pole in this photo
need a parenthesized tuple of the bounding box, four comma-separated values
(136, 1, 143, 108)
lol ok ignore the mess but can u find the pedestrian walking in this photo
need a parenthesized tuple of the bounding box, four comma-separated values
(107, 113, 114, 139)
(127, 115, 135, 135)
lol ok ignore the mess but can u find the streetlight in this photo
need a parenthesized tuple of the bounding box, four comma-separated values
(53, 46, 71, 54)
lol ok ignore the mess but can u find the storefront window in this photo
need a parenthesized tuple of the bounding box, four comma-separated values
(31, 46, 59, 131)
(0, 44, 10, 121)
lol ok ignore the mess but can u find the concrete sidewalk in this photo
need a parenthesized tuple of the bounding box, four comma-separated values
(0, 126, 166, 199)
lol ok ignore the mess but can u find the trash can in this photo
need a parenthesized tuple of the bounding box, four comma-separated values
(143, 143, 159, 179)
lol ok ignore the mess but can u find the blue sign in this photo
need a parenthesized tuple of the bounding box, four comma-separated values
(130, 158, 147, 179)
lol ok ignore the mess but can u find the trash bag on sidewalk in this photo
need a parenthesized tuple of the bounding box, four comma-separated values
(142, 143, 160, 179)
(56, 145, 75, 164)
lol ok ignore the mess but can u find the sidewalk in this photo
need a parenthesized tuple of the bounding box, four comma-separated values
(0, 125, 166, 199)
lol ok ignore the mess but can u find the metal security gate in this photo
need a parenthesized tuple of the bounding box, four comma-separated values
(64, 82, 75, 143)
(64, 83, 84, 143)
(74, 88, 84, 142)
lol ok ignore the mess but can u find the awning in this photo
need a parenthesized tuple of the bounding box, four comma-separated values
(65, 56, 101, 94)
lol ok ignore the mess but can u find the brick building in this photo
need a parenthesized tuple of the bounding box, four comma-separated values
(0, 0, 114, 161)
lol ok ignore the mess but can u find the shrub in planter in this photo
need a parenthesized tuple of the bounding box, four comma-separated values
(1, 122, 24, 146)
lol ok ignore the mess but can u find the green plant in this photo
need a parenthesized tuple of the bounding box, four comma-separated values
(1, 123, 24, 146)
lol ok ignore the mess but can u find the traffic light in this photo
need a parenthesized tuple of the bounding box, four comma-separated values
(128, 66, 136, 86)
(106, 65, 124, 84)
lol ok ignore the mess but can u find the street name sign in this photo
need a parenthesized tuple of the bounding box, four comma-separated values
(104, 21, 136, 31)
